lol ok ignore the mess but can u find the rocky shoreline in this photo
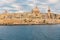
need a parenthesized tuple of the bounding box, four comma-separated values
(0, 23, 56, 26)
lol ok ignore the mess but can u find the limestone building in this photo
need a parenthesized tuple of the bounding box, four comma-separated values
(0, 6, 59, 24)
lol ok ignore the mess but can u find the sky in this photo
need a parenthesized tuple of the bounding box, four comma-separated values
(0, 0, 60, 13)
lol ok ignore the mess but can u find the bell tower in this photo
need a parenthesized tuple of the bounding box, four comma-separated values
(48, 6, 51, 19)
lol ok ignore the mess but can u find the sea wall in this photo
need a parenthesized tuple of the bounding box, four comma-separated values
(0, 19, 59, 25)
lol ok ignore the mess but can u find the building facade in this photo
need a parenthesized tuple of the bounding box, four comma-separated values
(0, 6, 60, 24)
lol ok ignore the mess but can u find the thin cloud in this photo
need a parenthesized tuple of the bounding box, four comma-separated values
(0, 0, 60, 13)
(0, 0, 15, 4)
(47, 0, 59, 4)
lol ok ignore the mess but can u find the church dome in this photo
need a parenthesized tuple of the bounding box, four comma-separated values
(32, 6, 40, 13)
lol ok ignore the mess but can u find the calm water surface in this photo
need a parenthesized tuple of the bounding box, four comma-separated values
(0, 25, 60, 40)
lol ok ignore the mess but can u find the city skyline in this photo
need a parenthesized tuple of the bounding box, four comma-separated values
(0, 0, 60, 13)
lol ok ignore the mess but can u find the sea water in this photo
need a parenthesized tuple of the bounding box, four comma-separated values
(0, 25, 60, 40)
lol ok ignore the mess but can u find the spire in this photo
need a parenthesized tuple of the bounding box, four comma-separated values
(32, 0, 40, 13)
(48, 6, 51, 12)
(4, 10, 8, 14)
(35, 6, 37, 8)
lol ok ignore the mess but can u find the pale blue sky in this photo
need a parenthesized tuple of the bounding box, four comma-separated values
(0, 0, 60, 13)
